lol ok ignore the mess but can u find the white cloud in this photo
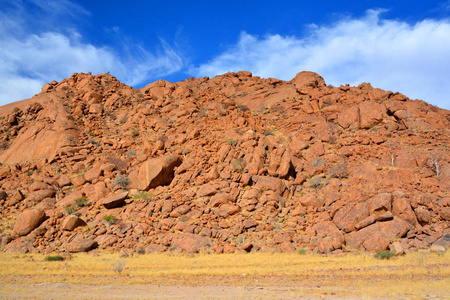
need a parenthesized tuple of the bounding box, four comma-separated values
(195, 10, 450, 110)
(0, 0, 183, 105)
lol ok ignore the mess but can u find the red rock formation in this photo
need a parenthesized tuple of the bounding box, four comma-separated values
(0, 71, 448, 255)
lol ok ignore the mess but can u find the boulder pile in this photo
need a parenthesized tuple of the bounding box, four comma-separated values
(0, 71, 448, 255)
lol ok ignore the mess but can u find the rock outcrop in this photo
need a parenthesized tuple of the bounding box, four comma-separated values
(0, 71, 448, 255)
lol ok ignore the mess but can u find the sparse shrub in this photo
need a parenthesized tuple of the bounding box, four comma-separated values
(298, 249, 306, 255)
(74, 197, 88, 207)
(197, 107, 206, 117)
(132, 191, 153, 202)
(26, 169, 34, 176)
(308, 176, 325, 189)
(240, 92, 248, 97)
(103, 214, 117, 226)
(45, 255, 64, 261)
(374, 250, 396, 260)
(65, 205, 77, 215)
(131, 129, 139, 137)
(113, 259, 127, 273)
(231, 159, 244, 172)
(228, 139, 238, 146)
(0, 141, 9, 150)
(105, 110, 117, 120)
(127, 149, 136, 157)
(312, 157, 321, 166)
(236, 236, 245, 244)
(113, 174, 129, 188)
(87, 130, 96, 137)
(264, 125, 277, 136)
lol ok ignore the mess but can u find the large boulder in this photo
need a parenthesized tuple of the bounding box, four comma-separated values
(66, 235, 98, 253)
(3, 238, 34, 253)
(345, 218, 409, 251)
(359, 101, 387, 129)
(137, 155, 182, 190)
(62, 215, 87, 231)
(102, 191, 128, 209)
(13, 209, 46, 237)
(333, 202, 370, 233)
(313, 221, 345, 253)
(290, 71, 326, 90)
(95, 234, 119, 247)
(252, 175, 286, 195)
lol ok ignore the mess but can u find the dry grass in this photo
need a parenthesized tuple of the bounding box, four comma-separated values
(0, 250, 448, 298)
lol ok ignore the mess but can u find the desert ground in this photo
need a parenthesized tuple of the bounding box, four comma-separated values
(0, 251, 449, 299)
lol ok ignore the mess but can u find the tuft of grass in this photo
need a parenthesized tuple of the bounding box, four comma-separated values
(131, 129, 139, 137)
(298, 249, 306, 255)
(231, 159, 244, 172)
(44, 255, 64, 261)
(0, 215, 16, 234)
(374, 250, 396, 260)
(74, 197, 88, 207)
(132, 191, 153, 202)
(103, 214, 117, 226)
(227, 139, 238, 146)
(65, 205, 77, 215)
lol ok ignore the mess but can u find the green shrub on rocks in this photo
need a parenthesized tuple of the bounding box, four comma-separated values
(44, 255, 64, 261)
(374, 250, 396, 260)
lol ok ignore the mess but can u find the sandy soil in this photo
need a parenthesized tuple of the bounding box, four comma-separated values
(0, 282, 361, 300)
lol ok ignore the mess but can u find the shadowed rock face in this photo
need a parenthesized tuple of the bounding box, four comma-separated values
(0, 71, 449, 254)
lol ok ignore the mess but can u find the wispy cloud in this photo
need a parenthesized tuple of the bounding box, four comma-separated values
(195, 10, 450, 109)
(0, 0, 183, 105)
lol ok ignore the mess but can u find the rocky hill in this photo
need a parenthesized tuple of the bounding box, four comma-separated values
(0, 71, 449, 255)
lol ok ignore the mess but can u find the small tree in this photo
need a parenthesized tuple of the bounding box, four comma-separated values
(386, 141, 396, 167)
(428, 153, 443, 178)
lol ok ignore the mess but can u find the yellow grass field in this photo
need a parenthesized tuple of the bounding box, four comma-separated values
(0, 250, 449, 299)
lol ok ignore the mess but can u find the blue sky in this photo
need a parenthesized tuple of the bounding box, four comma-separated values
(1, 0, 449, 109)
